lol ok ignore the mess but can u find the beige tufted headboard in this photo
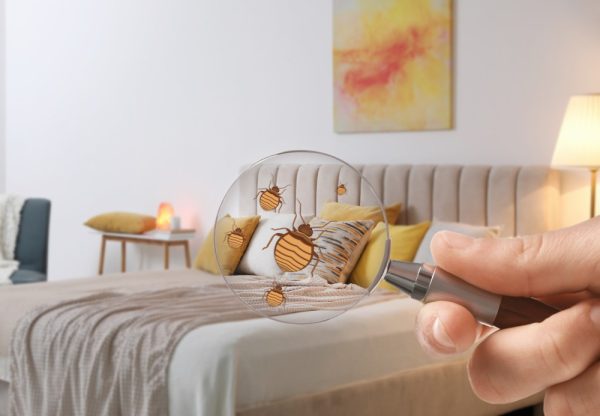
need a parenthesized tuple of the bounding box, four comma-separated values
(239, 165, 592, 237)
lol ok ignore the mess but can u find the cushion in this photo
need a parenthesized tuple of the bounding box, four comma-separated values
(308, 218, 374, 283)
(237, 214, 297, 277)
(351, 221, 431, 291)
(318, 202, 402, 225)
(10, 269, 47, 284)
(414, 221, 501, 265)
(194, 214, 260, 275)
(84, 212, 156, 234)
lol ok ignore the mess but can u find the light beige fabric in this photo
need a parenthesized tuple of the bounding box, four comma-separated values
(237, 360, 543, 416)
(240, 164, 591, 236)
(5, 271, 388, 416)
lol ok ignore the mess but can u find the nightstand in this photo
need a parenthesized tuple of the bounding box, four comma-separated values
(97, 231, 194, 274)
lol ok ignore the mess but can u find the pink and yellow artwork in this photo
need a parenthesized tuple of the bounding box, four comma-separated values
(333, 0, 452, 132)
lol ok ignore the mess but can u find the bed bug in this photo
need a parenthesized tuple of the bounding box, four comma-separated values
(262, 202, 330, 275)
(225, 223, 245, 249)
(256, 178, 289, 212)
(264, 282, 286, 307)
(337, 184, 346, 196)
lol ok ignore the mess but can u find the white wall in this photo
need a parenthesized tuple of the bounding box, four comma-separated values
(0, 0, 4, 194)
(5, 0, 600, 280)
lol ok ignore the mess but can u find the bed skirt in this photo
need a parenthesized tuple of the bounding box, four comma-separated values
(237, 360, 543, 416)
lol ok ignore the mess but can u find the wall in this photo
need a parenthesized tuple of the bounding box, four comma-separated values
(0, 0, 4, 194)
(5, 0, 600, 280)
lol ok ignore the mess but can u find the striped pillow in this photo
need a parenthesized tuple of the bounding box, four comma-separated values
(307, 218, 374, 284)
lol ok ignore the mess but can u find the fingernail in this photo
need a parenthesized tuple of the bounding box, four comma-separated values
(433, 317, 455, 351)
(441, 231, 473, 249)
(590, 303, 600, 329)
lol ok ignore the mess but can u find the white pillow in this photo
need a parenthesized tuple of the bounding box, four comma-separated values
(413, 221, 501, 265)
(237, 214, 296, 277)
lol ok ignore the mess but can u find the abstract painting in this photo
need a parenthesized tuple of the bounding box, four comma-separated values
(333, 0, 452, 132)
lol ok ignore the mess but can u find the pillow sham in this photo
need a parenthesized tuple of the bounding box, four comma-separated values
(308, 218, 374, 283)
(194, 214, 260, 275)
(236, 214, 297, 277)
(84, 212, 156, 234)
(413, 221, 501, 265)
(351, 221, 431, 291)
(318, 202, 402, 225)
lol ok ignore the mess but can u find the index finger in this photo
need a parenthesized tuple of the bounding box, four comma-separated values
(430, 217, 600, 297)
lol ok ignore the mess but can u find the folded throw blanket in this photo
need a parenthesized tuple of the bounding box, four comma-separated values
(0, 195, 25, 285)
(9, 276, 391, 416)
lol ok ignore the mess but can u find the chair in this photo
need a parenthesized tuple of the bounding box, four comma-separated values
(10, 198, 51, 284)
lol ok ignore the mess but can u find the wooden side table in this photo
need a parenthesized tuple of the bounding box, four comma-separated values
(98, 232, 193, 275)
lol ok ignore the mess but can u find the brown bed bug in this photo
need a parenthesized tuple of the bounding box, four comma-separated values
(263, 201, 330, 275)
(337, 184, 347, 196)
(225, 222, 245, 249)
(256, 177, 289, 212)
(264, 282, 286, 307)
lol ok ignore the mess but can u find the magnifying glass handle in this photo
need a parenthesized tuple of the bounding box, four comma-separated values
(384, 261, 559, 329)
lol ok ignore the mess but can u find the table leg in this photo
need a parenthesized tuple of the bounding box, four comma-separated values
(184, 241, 191, 268)
(164, 243, 170, 270)
(99, 236, 107, 275)
(121, 241, 127, 273)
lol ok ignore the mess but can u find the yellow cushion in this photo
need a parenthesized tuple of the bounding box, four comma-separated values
(319, 202, 402, 224)
(84, 212, 156, 234)
(194, 214, 260, 275)
(350, 221, 431, 291)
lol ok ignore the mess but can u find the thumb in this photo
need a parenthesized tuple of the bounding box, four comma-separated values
(430, 217, 600, 297)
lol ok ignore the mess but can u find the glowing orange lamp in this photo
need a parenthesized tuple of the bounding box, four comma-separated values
(156, 202, 175, 230)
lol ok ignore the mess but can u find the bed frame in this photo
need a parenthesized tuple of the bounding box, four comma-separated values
(1, 164, 592, 416)
(236, 163, 590, 415)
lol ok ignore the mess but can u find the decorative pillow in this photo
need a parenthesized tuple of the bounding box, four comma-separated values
(237, 214, 297, 277)
(351, 221, 431, 291)
(194, 214, 260, 275)
(414, 221, 501, 265)
(84, 212, 156, 234)
(318, 202, 402, 225)
(308, 218, 374, 283)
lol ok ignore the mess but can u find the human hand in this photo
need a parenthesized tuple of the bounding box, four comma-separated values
(415, 218, 600, 415)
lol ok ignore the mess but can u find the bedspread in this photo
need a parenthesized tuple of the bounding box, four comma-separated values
(7, 275, 389, 416)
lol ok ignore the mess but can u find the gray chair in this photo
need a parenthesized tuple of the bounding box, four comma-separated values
(10, 198, 51, 284)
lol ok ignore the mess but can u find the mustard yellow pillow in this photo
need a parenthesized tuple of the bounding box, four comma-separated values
(319, 202, 401, 225)
(84, 212, 156, 234)
(194, 214, 260, 275)
(350, 221, 431, 291)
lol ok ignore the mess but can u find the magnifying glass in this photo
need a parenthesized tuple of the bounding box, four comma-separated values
(215, 150, 559, 327)
(214, 150, 391, 324)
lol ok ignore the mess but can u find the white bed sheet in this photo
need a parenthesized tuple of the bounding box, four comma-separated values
(168, 295, 465, 416)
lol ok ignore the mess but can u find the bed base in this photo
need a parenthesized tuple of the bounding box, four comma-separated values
(237, 360, 542, 416)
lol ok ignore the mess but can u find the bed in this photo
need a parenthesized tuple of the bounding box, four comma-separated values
(0, 164, 591, 416)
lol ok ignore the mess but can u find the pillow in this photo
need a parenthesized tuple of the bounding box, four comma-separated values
(84, 212, 156, 234)
(351, 221, 431, 291)
(237, 214, 297, 277)
(414, 221, 501, 265)
(308, 218, 374, 283)
(319, 202, 401, 225)
(194, 214, 260, 275)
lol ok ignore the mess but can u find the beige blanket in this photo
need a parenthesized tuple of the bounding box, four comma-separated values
(5, 270, 384, 416)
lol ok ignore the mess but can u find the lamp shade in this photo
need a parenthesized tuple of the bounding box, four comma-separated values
(552, 94, 600, 168)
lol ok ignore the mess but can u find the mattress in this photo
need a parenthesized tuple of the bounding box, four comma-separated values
(0, 270, 537, 415)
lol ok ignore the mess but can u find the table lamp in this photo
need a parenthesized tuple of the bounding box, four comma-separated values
(552, 94, 600, 217)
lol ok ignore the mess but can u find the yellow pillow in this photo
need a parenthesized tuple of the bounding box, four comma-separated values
(84, 212, 156, 234)
(319, 202, 401, 225)
(350, 221, 431, 291)
(194, 214, 260, 275)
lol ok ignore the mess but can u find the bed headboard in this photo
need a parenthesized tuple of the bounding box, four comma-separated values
(239, 164, 592, 237)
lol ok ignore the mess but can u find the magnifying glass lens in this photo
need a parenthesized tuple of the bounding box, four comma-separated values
(215, 151, 390, 324)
